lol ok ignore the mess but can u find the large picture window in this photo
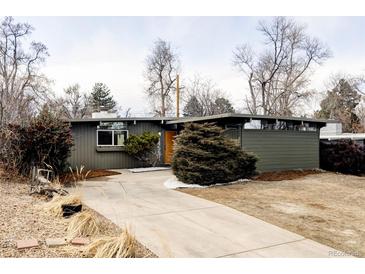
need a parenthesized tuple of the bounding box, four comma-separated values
(97, 130, 128, 146)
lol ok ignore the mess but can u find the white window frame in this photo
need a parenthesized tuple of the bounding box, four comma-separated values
(96, 129, 129, 146)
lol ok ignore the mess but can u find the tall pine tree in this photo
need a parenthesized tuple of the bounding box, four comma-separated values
(183, 96, 204, 116)
(90, 83, 117, 111)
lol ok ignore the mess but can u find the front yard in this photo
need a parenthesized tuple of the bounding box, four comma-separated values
(179, 172, 365, 257)
(0, 171, 155, 258)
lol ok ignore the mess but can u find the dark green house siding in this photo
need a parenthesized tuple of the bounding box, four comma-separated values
(68, 121, 163, 170)
(68, 113, 325, 172)
(240, 129, 320, 171)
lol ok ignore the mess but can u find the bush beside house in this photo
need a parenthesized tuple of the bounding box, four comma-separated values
(0, 107, 74, 175)
(125, 132, 160, 167)
(172, 122, 257, 185)
(320, 140, 365, 175)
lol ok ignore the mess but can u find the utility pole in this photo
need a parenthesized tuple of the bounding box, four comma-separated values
(176, 74, 180, 118)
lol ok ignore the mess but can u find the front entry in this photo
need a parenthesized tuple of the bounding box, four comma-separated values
(164, 131, 177, 164)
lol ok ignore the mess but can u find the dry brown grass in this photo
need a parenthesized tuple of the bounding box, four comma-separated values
(43, 193, 81, 217)
(180, 172, 365, 257)
(67, 210, 100, 239)
(253, 169, 322, 181)
(85, 229, 137, 258)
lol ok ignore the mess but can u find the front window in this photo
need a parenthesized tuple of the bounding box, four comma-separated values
(114, 130, 128, 146)
(97, 130, 128, 146)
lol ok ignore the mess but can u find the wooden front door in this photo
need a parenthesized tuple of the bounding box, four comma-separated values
(164, 131, 177, 164)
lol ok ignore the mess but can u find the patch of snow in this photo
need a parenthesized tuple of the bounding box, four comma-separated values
(235, 178, 251, 183)
(163, 176, 251, 189)
(128, 167, 171, 173)
(164, 177, 207, 189)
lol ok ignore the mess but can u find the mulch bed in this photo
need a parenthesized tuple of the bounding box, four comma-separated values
(0, 169, 156, 258)
(253, 169, 322, 181)
(60, 169, 121, 184)
(83, 169, 121, 179)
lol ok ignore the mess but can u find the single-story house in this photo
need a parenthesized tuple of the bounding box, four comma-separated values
(320, 121, 365, 146)
(68, 113, 328, 172)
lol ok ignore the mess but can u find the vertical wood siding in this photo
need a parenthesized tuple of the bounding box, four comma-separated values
(241, 129, 320, 171)
(68, 122, 162, 170)
(69, 121, 321, 172)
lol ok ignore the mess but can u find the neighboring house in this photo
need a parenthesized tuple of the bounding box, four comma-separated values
(68, 113, 328, 171)
(320, 121, 365, 146)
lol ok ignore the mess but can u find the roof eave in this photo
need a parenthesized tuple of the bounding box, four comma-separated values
(166, 113, 331, 125)
(68, 117, 176, 123)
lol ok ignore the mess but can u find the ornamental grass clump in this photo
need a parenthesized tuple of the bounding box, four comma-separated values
(69, 165, 91, 184)
(67, 210, 100, 239)
(85, 229, 136, 258)
(172, 122, 257, 186)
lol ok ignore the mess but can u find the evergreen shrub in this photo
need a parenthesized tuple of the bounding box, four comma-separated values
(172, 123, 257, 185)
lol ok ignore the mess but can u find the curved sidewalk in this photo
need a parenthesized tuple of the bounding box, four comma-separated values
(78, 170, 342, 258)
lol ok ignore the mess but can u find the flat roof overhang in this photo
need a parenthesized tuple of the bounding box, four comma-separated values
(165, 113, 330, 127)
(67, 113, 333, 128)
(68, 117, 174, 124)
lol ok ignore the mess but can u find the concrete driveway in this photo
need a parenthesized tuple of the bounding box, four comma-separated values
(79, 169, 340, 258)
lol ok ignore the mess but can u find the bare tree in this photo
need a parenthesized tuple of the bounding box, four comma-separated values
(59, 84, 91, 119)
(145, 38, 180, 117)
(233, 17, 331, 116)
(123, 107, 132, 118)
(183, 75, 235, 117)
(0, 17, 50, 126)
(114, 105, 132, 118)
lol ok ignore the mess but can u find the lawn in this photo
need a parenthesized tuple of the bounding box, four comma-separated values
(0, 170, 155, 258)
(179, 172, 365, 257)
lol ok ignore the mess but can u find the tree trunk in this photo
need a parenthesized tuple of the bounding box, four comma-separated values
(160, 78, 165, 117)
(248, 73, 257, 115)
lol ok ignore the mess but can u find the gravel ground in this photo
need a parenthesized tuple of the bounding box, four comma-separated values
(0, 173, 156, 258)
(180, 172, 365, 257)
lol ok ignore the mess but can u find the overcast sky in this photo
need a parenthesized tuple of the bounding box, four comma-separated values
(17, 16, 365, 116)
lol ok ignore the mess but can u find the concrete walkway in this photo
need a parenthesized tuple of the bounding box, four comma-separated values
(79, 170, 339, 258)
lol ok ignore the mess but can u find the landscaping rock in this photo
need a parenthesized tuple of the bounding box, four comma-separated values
(16, 239, 39, 249)
(45, 238, 67, 247)
(71, 237, 90, 245)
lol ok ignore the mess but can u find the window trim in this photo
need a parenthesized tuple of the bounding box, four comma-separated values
(96, 129, 129, 147)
